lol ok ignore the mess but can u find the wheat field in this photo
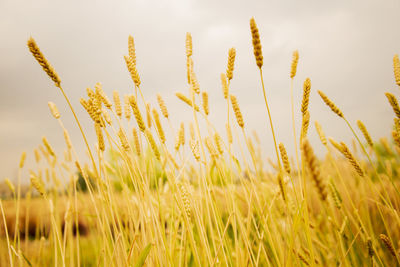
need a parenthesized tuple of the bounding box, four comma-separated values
(1, 18, 400, 266)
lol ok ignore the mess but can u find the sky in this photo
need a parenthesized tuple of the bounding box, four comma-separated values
(1, 0, 399, 181)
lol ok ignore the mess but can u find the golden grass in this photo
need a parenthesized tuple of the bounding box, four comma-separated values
(1, 18, 400, 266)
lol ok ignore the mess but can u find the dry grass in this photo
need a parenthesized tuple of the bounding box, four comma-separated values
(1, 18, 400, 266)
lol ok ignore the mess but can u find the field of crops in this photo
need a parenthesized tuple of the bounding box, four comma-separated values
(1, 18, 400, 266)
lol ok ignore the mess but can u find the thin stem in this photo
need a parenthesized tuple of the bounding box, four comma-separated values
(58, 85, 98, 175)
(259, 69, 281, 170)
(290, 78, 302, 195)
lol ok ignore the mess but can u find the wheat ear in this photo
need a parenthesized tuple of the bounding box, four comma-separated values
(221, 73, 229, 99)
(156, 94, 169, 118)
(214, 133, 224, 155)
(175, 92, 199, 111)
(379, 234, 396, 257)
(118, 129, 130, 152)
(27, 37, 61, 86)
(124, 95, 131, 120)
(357, 120, 373, 147)
(186, 32, 192, 58)
(48, 102, 60, 119)
(318, 90, 344, 118)
(42, 137, 55, 157)
(129, 95, 146, 132)
(279, 143, 291, 174)
(314, 121, 327, 145)
(19, 152, 27, 169)
(5, 178, 15, 195)
(113, 91, 122, 117)
(152, 109, 165, 144)
(302, 139, 327, 201)
(393, 54, 400, 87)
(202, 92, 209, 115)
(230, 94, 244, 128)
(177, 182, 191, 219)
(385, 92, 400, 119)
(128, 35, 136, 65)
(95, 122, 105, 151)
(124, 55, 141, 87)
(250, 18, 263, 68)
(190, 140, 200, 161)
(290, 50, 299, 78)
(145, 129, 160, 160)
(132, 128, 141, 155)
(339, 142, 364, 177)
(226, 48, 236, 80)
(301, 78, 311, 115)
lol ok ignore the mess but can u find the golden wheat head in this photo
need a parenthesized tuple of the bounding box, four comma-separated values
(226, 48, 236, 80)
(318, 90, 344, 118)
(302, 139, 327, 201)
(27, 37, 61, 87)
(250, 18, 263, 68)
(393, 54, 400, 86)
(290, 50, 299, 78)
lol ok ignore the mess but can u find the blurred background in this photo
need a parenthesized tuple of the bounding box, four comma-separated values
(1, 0, 399, 182)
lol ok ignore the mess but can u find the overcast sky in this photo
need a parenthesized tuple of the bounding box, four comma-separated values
(1, 0, 399, 181)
